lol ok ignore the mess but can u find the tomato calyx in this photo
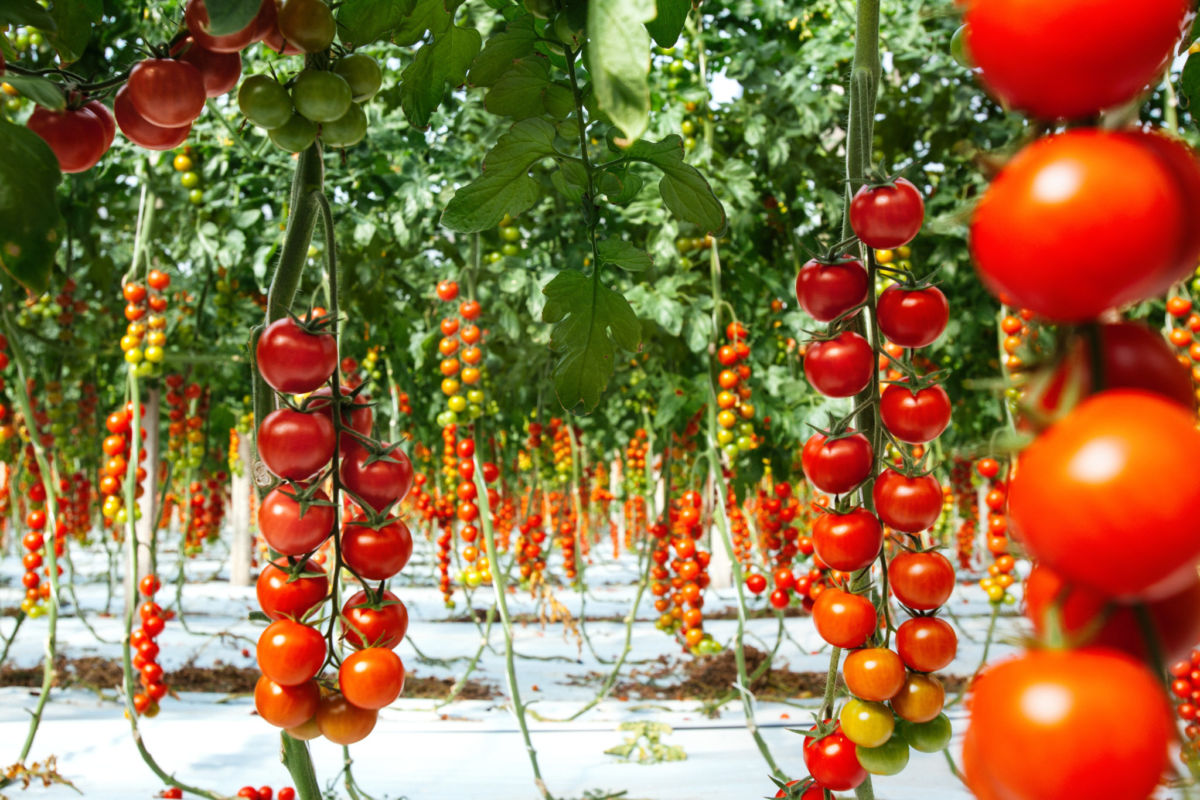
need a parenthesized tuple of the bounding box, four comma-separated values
(769, 776, 821, 799)
(270, 478, 336, 521)
(801, 716, 840, 741)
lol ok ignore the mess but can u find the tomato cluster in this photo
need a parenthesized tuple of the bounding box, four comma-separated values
(974, 460, 1015, 605)
(99, 405, 147, 527)
(18, 449, 56, 617)
(715, 321, 758, 459)
(620, 429, 648, 547)
(172, 148, 204, 206)
(657, 490, 716, 652)
(163, 784, 294, 800)
(119, 271, 171, 377)
(130, 575, 170, 716)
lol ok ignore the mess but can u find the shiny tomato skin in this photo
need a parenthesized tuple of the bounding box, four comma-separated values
(873, 469, 942, 533)
(342, 519, 413, 580)
(127, 58, 207, 127)
(174, 36, 242, 97)
(27, 106, 107, 173)
(1008, 390, 1200, 600)
(341, 590, 409, 649)
(254, 675, 319, 728)
(964, 648, 1172, 800)
(890, 672, 944, 723)
(309, 386, 373, 449)
(849, 178, 924, 249)
(113, 84, 192, 150)
(258, 485, 334, 556)
(83, 100, 116, 148)
(887, 550, 955, 610)
(801, 432, 873, 495)
(257, 408, 334, 480)
(804, 332, 873, 398)
(315, 693, 377, 745)
(812, 588, 877, 649)
(877, 285, 948, 349)
(795, 256, 868, 322)
(256, 619, 326, 686)
(803, 725, 867, 792)
(879, 383, 951, 444)
(338, 648, 405, 710)
(256, 317, 337, 394)
(338, 442, 414, 513)
(895, 616, 957, 673)
(811, 507, 882, 572)
(256, 557, 328, 621)
(843, 647, 906, 702)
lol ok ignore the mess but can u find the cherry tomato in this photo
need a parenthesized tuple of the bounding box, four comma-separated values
(341, 589, 409, 650)
(256, 408, 334, 480)
(315, 692, 377, 745)
(849, 178, 924, 249)
(127, 58, 206, 127)
(254, 675, 319, 728)
(839, 698, 894, 748)
(803, 724, 867, 791)
(811, 507, 882, 572)
(338, 647, 405, 710)
(256, 558, 328, 621)
(342, 518, 413, 580)
(812, 588, 877, 649)
(887, 551, 954, 610)
(256, 317, 337, 394)
(256, 619, 326, 686)
(309, 386, 373, 449)
(113, 84, 192, 151)
(879, 383, 951, 444)
(844, 647, 907, 702)
(339, 442, 414, 513)
(258, 485, 334, 556)
(872, 469, 942, 533)
(890, 672, 944, 723)
(804, 332, 873, 398)
(801, 432, 873, 495)
(895, 616, 956, 673)
(26, 105, 107, 173)
(795, 256, 868, 322)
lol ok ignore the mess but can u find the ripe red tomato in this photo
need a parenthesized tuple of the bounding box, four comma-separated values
(843, 647, 906, 702)
(436, 280, 459, 301)
(745, 573, 767, 595)
(848, 178, 924, 249)
(342, 519, 413, 580)
(879, 383, 951, 444)
(887, 550, 955, 610)
(26, 106, 108, 173)
(812, 588, 877, 649)
(876, 285, 948, 349)
(257, 408, 334, 480)
(964, 648, 1172, 800)
(794, 256, 868, 322)
(341, 589, 409, 649)
(254, 675, 319, 728)
(127, 58, 207, 127)
(872, 469, 942, 533)
(804, 332, 873, 398)
(256, 619, 326, 686)
(774, 781, 824, 800)
(803, 724, 867, 791)
(801, 432, 872, 495)
(309, 386, 373, 448)
(256, 558, 328, 621)
(768, 588, 790, 609)
(338, 647, 405, 710)
(315, 693, 377, 745)
(185, 0, 259, 52)
(258, 485, 334, 556)
(339, 442, 414, 513)
(83, 99, 116, 149)
(114, 84, 192, 150)
(174, 37, 242, 97)
(256, 317, 337, 394)
(964, 0, 1188, 120)
(895, 616, 956, 672)
(811, 507, 882, 572)
(1008, 390, 1200, 600)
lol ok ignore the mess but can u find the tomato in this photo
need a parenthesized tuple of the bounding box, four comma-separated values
(185, 0, 258, 52)
(811, 507, 882, 572)
(971, 129, 1198, 322)
(333, 54, 382, 102)
(341, 589, 408, 649)
(258, 485, 334, 556)
(801, 432, 872, 495)
(320, 104, 367, 148)
(278, 0, 336, 53)
(256, 317, 337, 394)
(342, 518, 413, 580)
(127, 58, 206, 127)
(898, 713, 951, 753)
(26, 105, 107, 173)
(338, 647, 405, 710)
(795, 256, 868, 322)
(895, 616, 956, 673)
(803, 725, 867, 791)
(315, 692, 377, 744)
(872, 469, 942, 533)
(291, 69, 352, 123)
(964, 0, 1188, 120)
(238, 74, 295, 129)
(309, 386, 373, 448)
(257, 408, 334, 480)
(83, 99, 116, 149)
(256, 619, 326, 686)
(339, 442, 414, 513)
(848, 178, 924, 249)
(269, 114, 318, 152)
(1009, 391, 1200, 600)
(114, 84, 192, 151)
(879, 383, 950, 444)
(855, 733, 910, 776)
(964, 648, 1172, 800)
(839, 698, 894, 748)
(774, 781, 823, 800)
(813, 588, 877, 649)
(844, 647, 906, 702)
(804, 332, 873, 398)
(768, 588, 790, 609)
(876, 285, 947, 349)
(254, 675, 319, 728)
(256, 558, 328, 621)
(173, 37, 242, 98)
(889, 672, 943, 723)
(745, 573, 767, 595)
(887, 551, 954, 610)
(436, 280, 459, 302)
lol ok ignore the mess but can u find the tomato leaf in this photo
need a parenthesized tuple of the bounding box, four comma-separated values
(485, 56, 554, 120)
(442, 118, 559, 232)
(596, 238, 651, 272)
(0, 0, 55, 29)
(2, 74, 65, 110)
(202, 0, 261, 36)
(46, 0, 102, 63)
(398, 23, 481, 127)
(1181, 55, 1200, 118)
(585, 0, 653, 141)
(645, 0, 688, 48)
(337, 0, 416, 47)
(0, 119, 62, 294)
(467, 15, 536, 87)
(542, 268, 641, 412)
(623, 136, 728, 234)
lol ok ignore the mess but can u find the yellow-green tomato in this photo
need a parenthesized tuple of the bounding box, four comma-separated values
(839, 698, 895, 748)
(855, 733, 910, 776)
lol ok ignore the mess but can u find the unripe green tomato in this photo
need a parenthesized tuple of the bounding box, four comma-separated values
(501, 243, 521, 257)
(684, 136, 696, 151)
(500, 225, 521, 242)
(680, 119, 695, 136)
(180, 171, 199, 188)
(291, 70, 352, 122)
(269, 114, 319, 152)
(855, 734, 910, 776)
(278, 0, 335, 53)
(136, 361, 154, 378)
(737, 421, 753, 436)
(332, 54, 382, 102)
(188, 189, 203, 205)
(467, 389, 484, 404)
(736, 436, 753, 451)
(14, 32, 30, 49)
(897, 714, 952, 753)
(5, 97, 22, 112)
(28, 31, 42, 47)
(238, 75, 294, 129)
(486, 251, 502, 264)
(320, 103, 367, 148)
(464, 569, 482, 588)
(722, 443, 739, 459)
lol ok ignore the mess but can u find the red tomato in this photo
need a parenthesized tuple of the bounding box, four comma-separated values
(341, 589, 409, 650)
(185, 0, 259, 52)
(258, 485, 334, 556)
(812, 588, 877, 649)
(964, 648, 1172, 800)
(895, 616, 956, 672)
(342, 518, 413, 580)
(768, 588, 790, 609)
(173, 36, 242, 97)
(745, 573, 768, 595)
(338, 648, 405, 710)
(256, 619, 326, 686)
(254, 675, 319, 728)
(256, 408, 334, 480)
(848, 178, 924, 249)
(127, 58, 207, 127)
(804, 332, 873, 398)
(256, 317, 337, 394)
(339, 442, 414, 513)
(888, 550, 955, 610)
(876, 285, 948, 349)
(803, 724, 867, 791)
(309, 386, 373, 449)
(256, 558, 328, 621)
(1008, 391, 1200, 599)
(315, 693, 377, 745)
(26, 105, 107, 173)
(436, 280, 459, 301)
(114, 84, 192, 150)
(872, 469, 942, 533)
(801, 432, 873, 495)
(811, 507, 882, 572)
(794, 256, 868, 322)
(83, 99, 116, 149)
(879, 383, 951, 444)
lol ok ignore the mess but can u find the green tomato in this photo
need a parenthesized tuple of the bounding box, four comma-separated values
(722, 443, 740, 460)
(188, 189, 204, 205)
(501, 243, 521, 257)
(897, 713, 952, 754)
(269, 114, 319, 153)
(684, 136, 696, 151)
(179, 171, 199, 189)
(840, 698, 895, 748)
(28, 31, 42, 47)
(855, 734, 910, 776)
(736, 435, 754, 451)
(485, 251, 502, 264)
(238, 75, 294, 129)
(291, 69, 353, 123)
(500, 225, 521, 242)
(332, 54, 383, 103)
(680, 119, 695, 136)
(321, 103, 367, 148)
(467, 389, 484, 404)
(949, 24, 973, 68)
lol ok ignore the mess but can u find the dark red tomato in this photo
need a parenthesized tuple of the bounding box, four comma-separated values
(795, 256, 868, 322)
(872, 469, 942, 533)
(256, 557, 328, 621)
(1134, 131, 1200, 292)
(256, 619, 326, 686)
(876, 285, 948, 349)
(848, 178, 924, 250)
(257, 408, 334, 480)
(1008, 391, 1200, 600)
(309, 386, 373, 449)
(127, 58, 207, 127)
(256, 317, 337, 394)
(768, 588, 790, 609)
(258, 484, 334, 555)
(971, 130, 1189, 322)
(801, 432, 872, 495)
(812, 588, 877, 649)
(879, 383, 951, 444)
(114, 84, 192, 150)
(173, 36, 242, 97)
(337, 647, 405, 710)
(185, 0, 259, 52)
(964, 648, 1172, 800)
(745, 573, 768, 595)
(804, 332, 873, 398)
(26, 106, 107, 173)
(341, 589, 409, 649)
(342, 519, 413, 580)
(895, 616, 956, 673)
(888, 550, 954, 610)
(811, 507, 882, 572)
(803, 724, 867, 792)
(315, 693, 376, 745)
(83, 99, 116, 149)
(964, 0, 1188, 120)
(339, 442, 414, 513)
(254, 675, 319, 728)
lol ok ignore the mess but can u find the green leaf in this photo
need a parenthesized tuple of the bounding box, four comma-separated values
(391, 0, 450, 46)
(201, 0, 261, 36)
(542, 81, 574, 119)
(543, 269, 641, 412)
(1182, 55, 1200, 116)
(625, 136, 727, 234)
(645, 0, 688, 48)
(0, 119, 62, 294)
(442, 118, 558, 232)
(2, 74, 65, 110)
(46, 0, 100, 62)
(485, 56, 554, 120)
(586, 0, 653, 141)
(596, 238, 651, 272)
(597, 167, 643, 205)
(337, 0, 415, 47)
(467, 15, 536, 87)
(399, 23, 481, 127)
(0, 0, 55, 29)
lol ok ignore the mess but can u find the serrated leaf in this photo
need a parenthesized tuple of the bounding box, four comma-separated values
(596, 238, 651, 272)
(625, 136, 727, 234)
(467, 14, 536, 87)
(586, 0, 653, 141)
(0, 0, 54, 29)
(2, 74, 65, 110)
(337, 0, 416, 47)
(645, 0, 688, 47)
(442, 118, 558, 232)
(0, 119, 62, 294)
(47, 0, 101, 63)
(542, 269, 641, 412)
(399, 23, 481, 127)
(202, 0, 261, 36)
(485, 56, 554, 120)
